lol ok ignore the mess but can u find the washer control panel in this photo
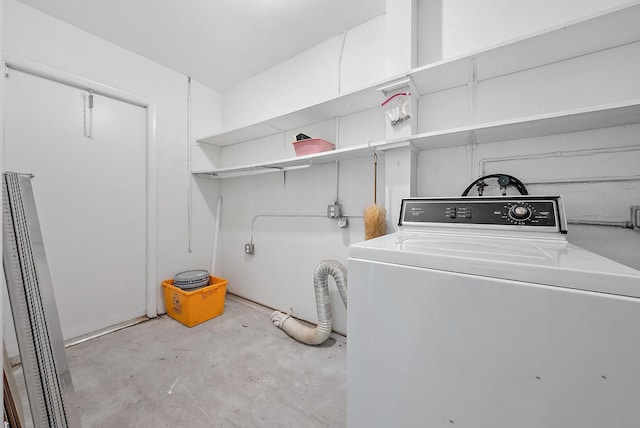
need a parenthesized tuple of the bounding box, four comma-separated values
(400, 196, 566, 233)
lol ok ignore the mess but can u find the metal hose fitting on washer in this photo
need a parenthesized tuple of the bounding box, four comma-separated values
(271, 260, 347, 345)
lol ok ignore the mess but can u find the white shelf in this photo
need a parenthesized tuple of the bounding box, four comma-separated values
(408, 1, 640, 95)
(194, 2, 640, 176)
(398, 100, 640, 150)
(194, 100, 640, 178)
(192, 140, 407, 178)
(196, 76, 405, 148)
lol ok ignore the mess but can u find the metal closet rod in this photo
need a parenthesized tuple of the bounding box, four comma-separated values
(5, 61, 147, 107)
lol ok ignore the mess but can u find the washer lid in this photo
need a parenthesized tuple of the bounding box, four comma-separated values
(349, 232, 640, 298)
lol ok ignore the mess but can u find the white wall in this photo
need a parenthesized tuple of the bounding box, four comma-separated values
(219, 157, 375, 335)
(418, 0, 633, 64)
(2, 0, 222, 316)
(213, 107, 386, 334)
(418, 41, 640, 132)
(221, 15, 387, 132)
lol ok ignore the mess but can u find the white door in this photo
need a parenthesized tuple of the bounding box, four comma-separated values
(4, 68, 147, 343)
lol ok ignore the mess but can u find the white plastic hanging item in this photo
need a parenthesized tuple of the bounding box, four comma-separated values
(382, 92, 411, 126)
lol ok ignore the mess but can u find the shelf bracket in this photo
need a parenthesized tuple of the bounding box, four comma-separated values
(467, 59, 478, 114)
(377, 77, 412, 96)
(466, 131, 478, 180)
(367, 140, 379, 156)
(407, 75, 420, 98)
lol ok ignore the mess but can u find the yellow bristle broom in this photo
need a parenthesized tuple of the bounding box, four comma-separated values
(364, 152, 386, 240)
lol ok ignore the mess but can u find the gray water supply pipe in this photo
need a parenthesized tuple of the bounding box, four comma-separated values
(271, 260, 347, 345)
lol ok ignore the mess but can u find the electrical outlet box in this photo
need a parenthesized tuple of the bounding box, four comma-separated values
(631, 205, 640, 230)
(244, 243, 255, 254)
(327, 204, 342, 219)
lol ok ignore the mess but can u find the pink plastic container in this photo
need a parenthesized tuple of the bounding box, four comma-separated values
(292, 138, 335, 156)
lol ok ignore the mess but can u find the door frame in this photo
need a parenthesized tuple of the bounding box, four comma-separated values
(3, 53, 158, 318)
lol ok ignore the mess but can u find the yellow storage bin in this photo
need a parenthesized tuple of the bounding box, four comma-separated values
(162, 276, 228, 327)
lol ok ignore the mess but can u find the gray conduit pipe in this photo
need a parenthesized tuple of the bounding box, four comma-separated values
(271, 260, 347, 346)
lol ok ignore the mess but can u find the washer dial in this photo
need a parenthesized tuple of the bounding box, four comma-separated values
(508, 203, 533, 223)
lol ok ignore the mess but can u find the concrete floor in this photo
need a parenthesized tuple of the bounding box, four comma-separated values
(14, 295, 347, 427)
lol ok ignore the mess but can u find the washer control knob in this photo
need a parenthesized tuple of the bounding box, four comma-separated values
(509, 204, 531, 220)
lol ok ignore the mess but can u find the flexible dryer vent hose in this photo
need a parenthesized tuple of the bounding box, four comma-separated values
(271, 260, 347, 346)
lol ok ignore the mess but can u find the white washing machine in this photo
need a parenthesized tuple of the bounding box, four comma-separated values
(347, 196, 640, 428)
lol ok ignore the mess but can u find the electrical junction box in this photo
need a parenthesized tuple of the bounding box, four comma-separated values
(244, 243, 255, 255)
(327, 204, 342, 219)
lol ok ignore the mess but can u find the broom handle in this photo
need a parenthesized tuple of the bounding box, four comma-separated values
(373, 153, 378, 204)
